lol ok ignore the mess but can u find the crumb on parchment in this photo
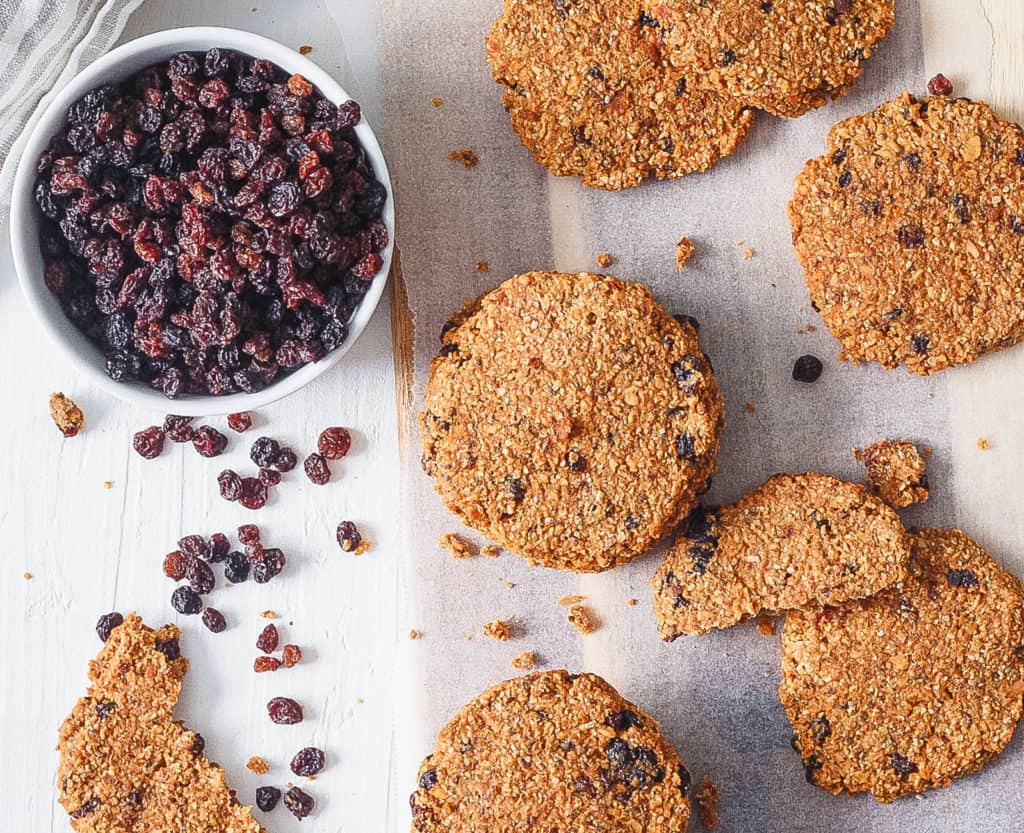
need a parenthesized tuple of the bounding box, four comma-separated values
(596, 252, 613, 268)
(755, 614, 776, 636)
(855, 439, 929, 509)
(246, 756, 270, 775)
(676, 237, 694, 270)
(475, 260, 489, 274)
(696, 775, 720, 828)
(511, 650, 536, 670)
(567, 604, 598, 634)
(440, 532, 476, 559)
(448, 148, 478, 168)
(483, 619, 512, 641)
(977, 437, 991, 450)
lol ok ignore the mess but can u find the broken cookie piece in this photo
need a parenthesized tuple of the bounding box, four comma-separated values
(57, 613, 264, 833)
(855, 439, 929, 508)
(652, 473, 909, 638)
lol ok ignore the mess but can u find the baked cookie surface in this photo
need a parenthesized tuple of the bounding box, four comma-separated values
(855, 438, 929, 508)
(58, 614, 263, 833)
(645, 0, 895, 117)
(781, 528, 1024, 802)
(652, 473, 909, 638)
(409, 670, 691, 833)
(790, 93, 1024, 373)
(420, 271, 724, 573)
(486, 0, 754, 189)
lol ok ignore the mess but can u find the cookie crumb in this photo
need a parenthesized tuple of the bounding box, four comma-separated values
(511, 650, 536, 670)
(102, 480, 113, 489)
(260, 610, 278, 620)
(567, 604, 598, 634)
(440, 532, 476, 559)
(49, 392, 84, 437)
(475, 260, 489, 274)
(448, 148, 479, 168)
(977, 437, 991, 450)
(431, 97, 444, 107)
(409, 629, 421, 640)
(755, 614, 776, 636)
(744, 402, 756, 413)
(855, 439, 929, 508)
(627, 598, 638, 606)
(298, 45, 313, 55)
(695, 775, 720, 829)
(247, 756, 270, 775)
(504, 581, 515, 590)
(353, 539, 372, 556)
(596, 252, 614, 268)
(742, 248, 754, 260)
(558, 594, 586, 606)
(481, 545, 501, 557)
(676, 237, 694, 270)
(483, 619, 512, 641)
(23, 572, 32, 580)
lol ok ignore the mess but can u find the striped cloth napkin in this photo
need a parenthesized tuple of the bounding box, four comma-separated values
(0, 0, 144, 223)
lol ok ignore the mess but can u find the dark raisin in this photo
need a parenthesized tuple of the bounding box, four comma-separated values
(831, 148, 846, 165)
(674, 77, 687, 97)
(952, 193, 971, 224)
(209, 532, 230, 561)
(911, 334, 930, 355)
(259, 467, 282, 486)
(890, 753, 918, 781)
(163, 550, 189, 580)
(70, 797, 100, 819)
(290, 747, 326, 776)
(202, 607, 227, 633)
(318, 426, 352, 459)
(336, 520, 362, 552)
(95, 700, 115, 719)
(1011, 216, 1024, 235)
(566, 450, 588, 472)
(133, 426, 165, 459)
(186, 559, 215, 594)
(240, 477, 268, 510)
(178, 534, 209, 559)
(638, 10, 658, 26)
(253, 548, 286, 583)
(304, 452, 331, 484)
(927, 73, 953, 96)
(250, 436, 280, 467)
(804, 754, 823, 784)
(154, 637, 180, 660)
(792, 354, 823, 383)
(898, 224, 925, 248)
(218, 469, 243, 501)
(224, 551, 250, 583)
(677, 764, 692, 796)
(274, 447, 298, 471)
(95, 612, 124, 642)
(282, 643, 302, 667)
(947, 568, 979, 588)
(190, 733, 205, 756)
(838, 170, 852, 187)
(283, 786, 314, 819)
(267, 696, 304, 724)
(671, 355, 704, 392)
(418, 768, 438, 789)
(171, 585, 203, 615)
(903, 152, 922, 171)
(255, 786, 281, 812)
(720, 48, 737, 66)
(676, 433, 696, 460)
(811, 716, 832, 743)
(227, 412, 253, 432)
(606, 710, 643, 732)
(257, 623, 279, 653)
(192, 426, 228, 458)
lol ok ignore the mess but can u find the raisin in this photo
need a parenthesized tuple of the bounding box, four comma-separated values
(190, 733, 205, 756)
(257, 623, 279, 653)
(336, 520, 361, 552)
(224, 551, 250, 583)
(178, 534, 209, 559)
(810, 716, 832, 743)
(804, 754, 823, 784)
(304, 452, 331, 484)
(171, 586, 203, 615)
(318, 426, 352, 459)
(253, 548, 286, 583)
(163, 550, 189, 580)
(283, 786, 314, 819)
(282, 643, 302, 667)
(947, 568, 979, 588)
(911, 334, 930, 355)
(792, 354, 823, 383)
(133, 426, 166, 459)
(838, 170, 852, 187)
(154, 637, 180, 660)
(186, 558, 216, 594)
(250, 436, 280, 467)
(927, 73, 953, 96)
(675, 433, 696, 461)
(227, 411, 253, 432)
(95, 701, 115, 719)
(890, 753, 918, 781)
(240, 477, 268, 510)
(267, 696, 303, 724)
(95, 612, 124, 642)
(290, 746, 326, 777)
(606, 710, 643, 732)
(218, 469, 243, 501)
(677, 764, 692, 797)
(70, 797, 100, 819)
(259, 467, 282, 486)
(254, 656, 281, 672)
(209, 532, 230, 561)
(202, 607, 227, 633)
(274, 447, 299, 471)
(255, 786, 281, 812)
(898, 224, 925, 248)
(720, 48, 736, 66)
(418, 769, 438, 789)
(238, 523, 261, 545)
(193, 426, 228, 457)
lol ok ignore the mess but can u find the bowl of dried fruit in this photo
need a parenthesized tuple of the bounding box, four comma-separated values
(10, 27, 394, 416)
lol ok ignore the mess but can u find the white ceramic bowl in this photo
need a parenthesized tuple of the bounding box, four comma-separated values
(10, 26, 394, 416)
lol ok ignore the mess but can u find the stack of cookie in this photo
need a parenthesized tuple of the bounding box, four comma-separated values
(486, 0, 895, 189)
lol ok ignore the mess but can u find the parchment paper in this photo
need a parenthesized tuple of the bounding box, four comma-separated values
(380, 2, 1023, 830)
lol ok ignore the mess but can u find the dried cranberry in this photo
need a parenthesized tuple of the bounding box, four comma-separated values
(254, 656, 281, 672)
(238, 523, 261, 545)
(267, 696, 303, 724)
(274, 447, 298, 471)
(95, 612, 123, 642)
(133, 426, 166, 459)
(282, 643, 302, 667)
(318, 426, 352, 459)
(193, 425, 228, 457)
(186, 558, 216, 594)
(304, 452, 331, 484)
(224, 551, 250, 583)
(256, 786, 281, 812)
(240, 477, 268, 510)
(218, 469, 243, 501)
(290, 747, 325, 776)
(259, 467, 281, 486)
(792, 355, 823, 383)
(927, 73, 953, 96)
(171, 586, 203, 615)
(227, 411, 253, 432)
(336, 521, 361, 552)
(163, 550, 189, 580)
(283, 786, 314, 819)
(178, 534, 209, 559)
(202, 607, 227, 633)
(257, 623, 279, 653)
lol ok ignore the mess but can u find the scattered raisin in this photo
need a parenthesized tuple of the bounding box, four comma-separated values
(274, 447, 298, 471)
(178, 534, 209, 559)
(209, 532, 230, 561)
(259, 467, 282, 486)
(250, 436, 280, 468)
(898, 224, 925, 249)
(224, 551, 250, 583)
(202, 607, 227, 633)
(95, 612, 123, 642)
(336, 520, 361, 552)
(253, 548, 286, 583)
(227, 412, 253, 432)
(318, 426, 352, 459)
(283, 786, 314, 819)
(267, 696, 304, 724)
(792, 354, 823, 383)
(186, 558, 216, 594)
(257, 623, 280, 653)
(238, 523, 261, 545)
(133, 427, 165, 459)
(163, 550, 189, 580)
(303, 452, 331, 484)
(256, 786, 281, 812)
(240, 476, 269, 510)
(947, 568, 979, 588)
(217, 469, 243, 501)
(927, 73, 953, 96)
(290, 747, 325, 777)
(171, 586, 203, 615)
(192, 426, 228, 458)
(282, 643, 302, 667)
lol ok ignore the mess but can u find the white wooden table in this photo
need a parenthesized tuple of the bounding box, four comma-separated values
(0, 1, 1021, 832)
